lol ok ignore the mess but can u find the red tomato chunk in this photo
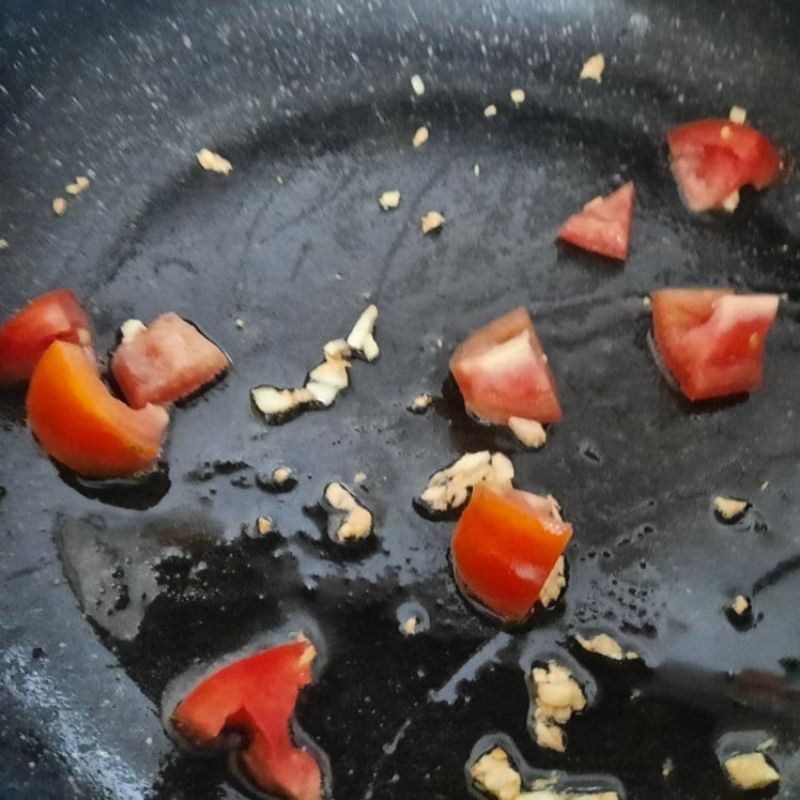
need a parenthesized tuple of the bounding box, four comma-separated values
(0, 289, 92, 386)
(171, 640, 322, 800)
(558, 181, 635, 261)
(667, 119, 780, 212)
(652, 288, 779, 401)
(112, 312, 229, 408)
(449, 307, 562, 425)
(451, 485, 572, 622)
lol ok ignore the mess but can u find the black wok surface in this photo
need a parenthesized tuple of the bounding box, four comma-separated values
(1, 0, 800, 798)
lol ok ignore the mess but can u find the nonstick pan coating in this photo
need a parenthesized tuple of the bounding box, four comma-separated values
(1, 0, 800, 798)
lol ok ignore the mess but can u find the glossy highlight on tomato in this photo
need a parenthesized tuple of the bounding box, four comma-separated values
(0, 289, 92, 386)
(171, 639, 322, 800)
(651, 288, 779, 401)
(26, 340, 169, 478)
(449, 307, 562, 426)
(667, 119, 781, 212)
(451, 485, 573, 622)
(557, 181, 635, 261)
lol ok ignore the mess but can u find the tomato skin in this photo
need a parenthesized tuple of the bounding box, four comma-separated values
(667, 119, 781, 212)
(112, 312, 229, 408)
(652, 289, 779, 401)
(171, 640, 321, 800)
(0, 289, 92, 386)
(451, 485, 572, 622)
(26, 341, 169, 478)
(557, 181, 635, 260)
(450, 307, 562, 425)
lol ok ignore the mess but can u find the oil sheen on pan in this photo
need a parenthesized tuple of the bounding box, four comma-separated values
(0, 0, 799, 799)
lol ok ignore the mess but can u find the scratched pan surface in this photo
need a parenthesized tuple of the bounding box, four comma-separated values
(2, 0, 800, 798)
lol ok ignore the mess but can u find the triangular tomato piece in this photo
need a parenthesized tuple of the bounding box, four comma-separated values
(557, 181, 635, 261)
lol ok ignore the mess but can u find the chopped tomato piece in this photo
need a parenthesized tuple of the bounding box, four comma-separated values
(557, 181, 635, 260)
(667, 119, 781, 212)
(0, 289, 92, 386)
(652, 289, 779, 401)
(171, 640, 321, 800)
(111, 312, 229, 408)
(449, 307, 562, 425)
(451, 485, 572, 622)
(26, 341, 169, 478)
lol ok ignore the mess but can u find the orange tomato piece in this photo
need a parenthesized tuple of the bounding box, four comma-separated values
(26, 340, 169, 478)
(451, 485, 572, 622)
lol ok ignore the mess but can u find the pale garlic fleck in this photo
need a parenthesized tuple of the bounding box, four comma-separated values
(538, 556, 567, 609)
(729, 595, 751, 616)
(580, 53, 605, 82)
(417, 451, 514, 515)
(400, 616, 418, 636)
(714, 495, 749, 521)
(410, 74, 425, 96)
(531, 662, 586, 752)
(412, 126, 429, 148)
(379, 190, 401, 210)
(65, 175, 90, 195)
(52, 197, 68, 216)
(508, 416, 547, 449)
(575, 633, 638, 661)
(196, 148, 232, 174)
(484, 104, 498, 118)
(722, 190, 740, 213)
(729, 106, 747, 124)
(120, 319, 147, 344)
(469, 748, 522, 800)
(255, 516, 274, 536)
(421, 210, 445, 234)
(723, 752, 780, 791)
(324, 482, 374, 542)
(410, 392, 433, 413)
(346, 304, 380, 361)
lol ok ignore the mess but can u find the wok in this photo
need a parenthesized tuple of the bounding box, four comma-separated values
(1, 0, 799, 797)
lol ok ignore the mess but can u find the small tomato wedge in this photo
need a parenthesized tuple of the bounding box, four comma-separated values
(451, 485, 572, 622)
(449, 307, 562, 425)
(0, 289, 92, 386)
(112, 312, 229, 408)
(557, 181, 635, 260)
(171, 640, 321, 800)
(26, 340, 169, 478)
(652, 288, 779, 401)
(667, 119, 781, 212)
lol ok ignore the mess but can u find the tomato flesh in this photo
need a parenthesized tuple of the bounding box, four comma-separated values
(667, 119, 781, 212)
(171, 640, 321, 800)
(0, 289, 92, 386)
(652, 289, 779, 401)
(449, 307, 562, 425)
(451, 485, 573, 622)
(557, 181, 635, 260)
(26, 341, 169, 477)
(112, 312, 229, 408)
